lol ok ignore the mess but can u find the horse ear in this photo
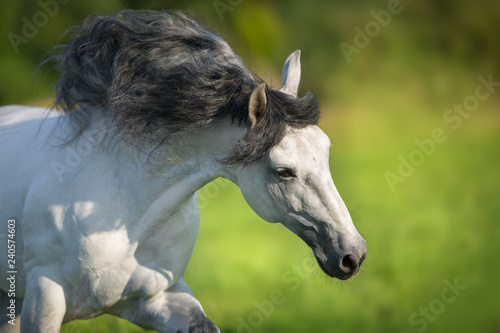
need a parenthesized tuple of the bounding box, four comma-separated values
(248, 83, 267, 128)
(279, 50, 301, 98)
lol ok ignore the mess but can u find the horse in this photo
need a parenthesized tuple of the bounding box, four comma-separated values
(0, 10, 367, 333)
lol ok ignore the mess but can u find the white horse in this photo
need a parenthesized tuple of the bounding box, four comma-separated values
(0, 11, 366, 333)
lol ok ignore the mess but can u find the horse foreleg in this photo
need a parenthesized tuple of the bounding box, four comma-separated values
(117, 277, 219, 333)
(20, 275, 65, 333)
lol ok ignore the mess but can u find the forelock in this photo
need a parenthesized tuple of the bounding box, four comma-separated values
(224, 88, 320, 164)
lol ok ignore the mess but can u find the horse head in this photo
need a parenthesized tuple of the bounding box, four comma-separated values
(233, 51, 367, 280)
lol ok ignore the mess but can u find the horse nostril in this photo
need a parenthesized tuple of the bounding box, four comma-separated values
(340, 254, 358, 274)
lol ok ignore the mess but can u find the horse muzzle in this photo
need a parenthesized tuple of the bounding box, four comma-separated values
(314, 241, 367, 280)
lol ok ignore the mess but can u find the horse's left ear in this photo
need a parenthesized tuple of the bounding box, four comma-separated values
(279, 50, 301, 98)
(248, 83, 267, 128)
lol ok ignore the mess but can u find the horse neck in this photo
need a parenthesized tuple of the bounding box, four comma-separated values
(141, 117, 246, 184)
(109, 117, 246, 238)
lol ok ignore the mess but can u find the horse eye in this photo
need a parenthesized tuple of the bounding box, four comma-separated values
(276, 168, 295, 179)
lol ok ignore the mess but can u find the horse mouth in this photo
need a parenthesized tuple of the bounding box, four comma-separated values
(315, 257, 334, 277)
(314, 256, 352, 280)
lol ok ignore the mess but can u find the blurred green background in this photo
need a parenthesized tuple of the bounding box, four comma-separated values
(1, 0, 499, 332)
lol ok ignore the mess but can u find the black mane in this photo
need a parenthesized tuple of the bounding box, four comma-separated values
(49, 10, 320, 164)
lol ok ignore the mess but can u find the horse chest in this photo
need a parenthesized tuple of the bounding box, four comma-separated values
(65, 209, 199, 315)
(62, 229, 136, 311)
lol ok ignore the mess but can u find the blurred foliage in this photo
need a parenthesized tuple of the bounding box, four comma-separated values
(2, 0, 499, 106)
(1, 0, 499, 332)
